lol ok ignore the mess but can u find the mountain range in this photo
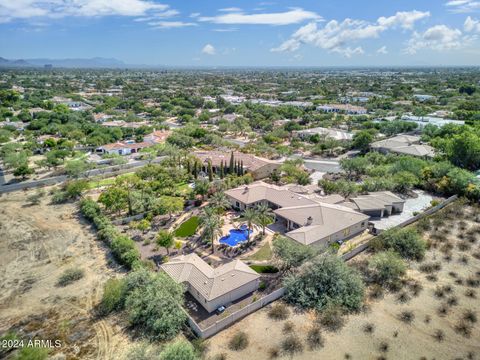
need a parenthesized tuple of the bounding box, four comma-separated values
(0, 57, 127, 68)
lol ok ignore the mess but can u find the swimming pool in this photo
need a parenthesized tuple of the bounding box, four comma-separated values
(219, 226, 251, 247)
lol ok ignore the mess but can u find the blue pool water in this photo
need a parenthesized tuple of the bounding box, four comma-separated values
(219, 226, 251, 247)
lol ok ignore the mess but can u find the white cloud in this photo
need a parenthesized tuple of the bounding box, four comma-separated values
(212, 28, 238, 32)
(199, 8, 321, 26)
(189, 12, 200, 18)
(0, 0, 171, 23)
(377, 10, 430, 30)
(149, 21, 197, 29)
(202, 44, 216, 55)
(219, 7, 242, 12)
(464, 15, 480, 32)
(405, 25, 466, 53)
(446, 0, 480, 13)
(271, 10, 429, 56)
(377, 45, 388, 54)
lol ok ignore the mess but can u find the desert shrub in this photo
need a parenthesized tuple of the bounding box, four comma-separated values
(228, 331, 249, 351)
(268, 347, 280, 359)
(396, 291, 411, 303)
(371, 228, 426, 260)
(124, 270, 186, 340)
(433, 329, 445, 342)
(57, 268, 84, 287)
(160, 341, 196, 360)
(124, 342, 161, 360)
(369, 284, 384, 300)
(424, 315, 431, 324)
(419, 262, 442, 273)
(454, 320, 473, 338)
(466, 277, 480, 287)
(318, 303, 345, 332)
(378, 341, 389, 353)
(284, 254, 364, 312)
(281, 335, 303, 356)
(368, 251, 406, 285)
(398, 310, 414, 324)
(409, 281, 423, 297)
(463, 310, 477, 323)
(362, 322, 375, 334)
(416, 217, 431, 232)
(80, 198, 102, 220)
(211, 353, 227, 360)
(446, 296, 458, 307)
(458, 242, 471, 251)
(268, 303, 289, 320)
(306, 326, 324, 350)
(465, 289, 476, 298)
(272, 236, 316, 271)
(99, 278, 126, 315)
(13, 346, 49, 360)
(282, 321, 295, 334)
(434, 286, 446, 299)
(437, 304, 449, 317)
(111, 234, 141, 269)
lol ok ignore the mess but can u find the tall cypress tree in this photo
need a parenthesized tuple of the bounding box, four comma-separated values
(229, 151, 234, 174)
(207, 160, 213, 182)
(193, 161, 198, 179)
(240, 160, 244, 175)
(220, 160, 224, 179)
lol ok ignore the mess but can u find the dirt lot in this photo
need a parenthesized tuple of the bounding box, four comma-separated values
(0, 189, 135, 359)
(206, 203, 480, 360)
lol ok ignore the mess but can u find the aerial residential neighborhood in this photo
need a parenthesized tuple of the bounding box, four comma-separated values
(1, 1, 480, 360)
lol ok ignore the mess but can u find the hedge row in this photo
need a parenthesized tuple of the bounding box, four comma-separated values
(80, 198, 141, 269)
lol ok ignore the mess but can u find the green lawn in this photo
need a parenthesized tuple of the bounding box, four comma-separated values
(247, 242, 273, 261)
(250, 264, 279, 274)
(174, 216, 199, 237)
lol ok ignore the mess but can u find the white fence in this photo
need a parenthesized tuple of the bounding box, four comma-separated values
(187, 288, 286, 338)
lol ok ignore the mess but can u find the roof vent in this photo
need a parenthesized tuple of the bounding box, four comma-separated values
(306, 216, 313, 226)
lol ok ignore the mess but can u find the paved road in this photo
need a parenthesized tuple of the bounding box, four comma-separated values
(0, 156, 166, 194)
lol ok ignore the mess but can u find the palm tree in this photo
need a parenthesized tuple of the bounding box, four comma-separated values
(199, 206, 223, 253)
(239, 207, 257, 242)
(255, 203, 274, 235)
(208, 192, 231, 214)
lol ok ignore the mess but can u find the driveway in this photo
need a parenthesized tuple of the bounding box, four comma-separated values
(370, 190, 435, 231)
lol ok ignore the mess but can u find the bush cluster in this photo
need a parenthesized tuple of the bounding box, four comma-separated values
(80, 198, 140, 269)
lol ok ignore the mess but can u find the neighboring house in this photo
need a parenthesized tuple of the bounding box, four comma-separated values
(193, 151, 281, 180)
(317, 104, 367, 115)
(370, 134, 435, 158)
(294, 127, 353, 141)
(96, 130, 170, 156)
(161, 253, 260, 313)
(400, 115, 464, 128)
(101, 120, 150, 128)
(96, 140, 151, 155)
(225, 182, 369, 247)
(413, 94, 435, 102)
(345, 191, 406, 218)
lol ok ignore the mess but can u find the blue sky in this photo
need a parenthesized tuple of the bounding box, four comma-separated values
(1, 0, 480, 66)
